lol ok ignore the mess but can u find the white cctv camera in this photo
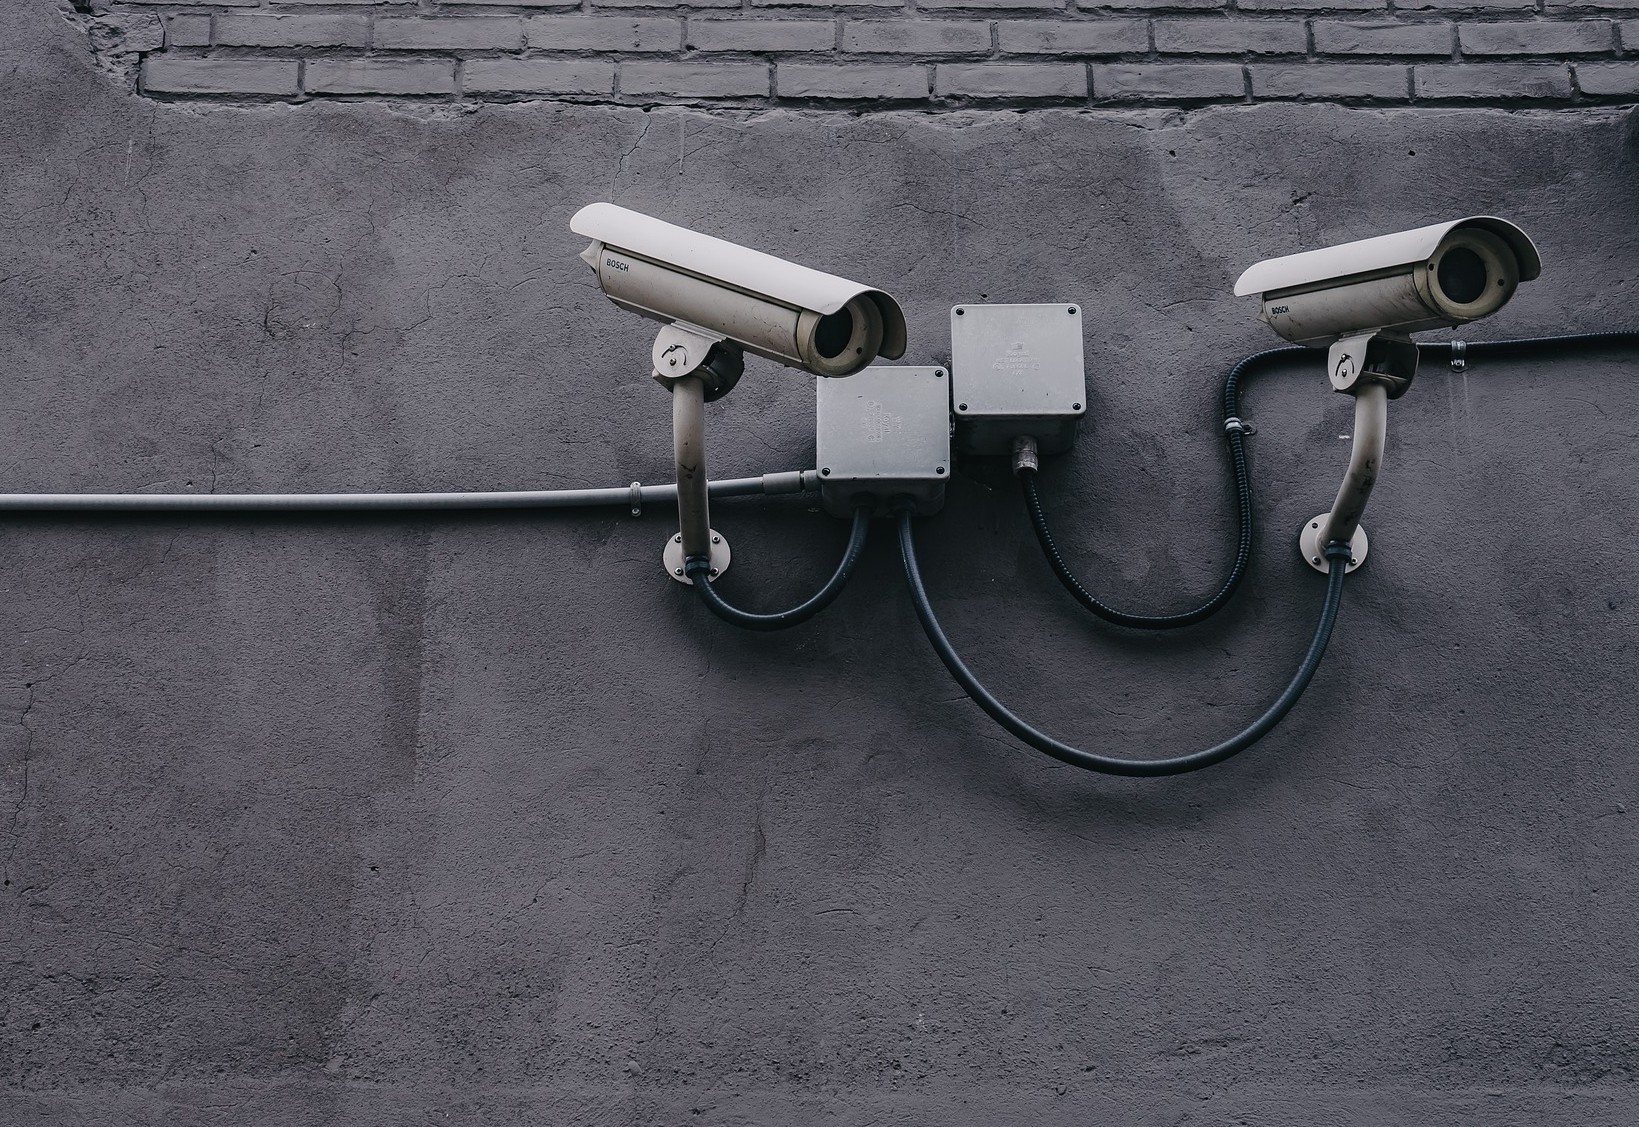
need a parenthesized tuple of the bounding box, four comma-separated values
(1233, 216, 1541, 347)
(1235, 215, 1542, 576)
(571, 203, 907, 379)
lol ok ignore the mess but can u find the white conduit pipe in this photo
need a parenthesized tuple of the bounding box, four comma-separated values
(0, 471, 819, 512)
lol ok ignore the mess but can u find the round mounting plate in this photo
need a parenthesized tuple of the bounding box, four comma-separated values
(1300, 514, 1367, 574)
(663, 529, 731, 585)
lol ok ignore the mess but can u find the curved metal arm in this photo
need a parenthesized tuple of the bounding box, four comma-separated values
(673, 373, 712, 562)
(1320, 381, 1388, 548)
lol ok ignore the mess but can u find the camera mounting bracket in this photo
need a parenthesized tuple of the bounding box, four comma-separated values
(651, 322, 744, 403)
(654, 324, 741, 585)
(1326, 329, 1418, 398)
(1300, 328, 1420, 574)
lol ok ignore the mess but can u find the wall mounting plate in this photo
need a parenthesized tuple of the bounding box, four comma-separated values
(816, 365, 951, 517)
(664, 529, 731, 585)
(950, 303, 1086, 457)
(1300, 514, 1367, 574)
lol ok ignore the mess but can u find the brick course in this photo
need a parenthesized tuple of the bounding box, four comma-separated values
(1458, 20, 1615, 54)
(996, 21, 1149, 55)
(1250, 61, 1410, 96)
(1414, 61, 1574, 95)
(1094, 62, 1246, 97)
(840, 21, 992, 55)
(686, 19, 836, 52)
(1312, 20, 1453, 55)
(215, 15, 369, 48)
(622, 60, 770, 95)
(937, 62, 1087, 95)
(85, 0, 1639, 105)
(143, 56, 298, 94)
(306, 59, 457, 95)
(1576, 61, 1639, 91)
(1153, 19, 1309, 55)
(528, 17, 682, 52)
(375, 18, 523, 51)
(164, 15, 212, 47)
(465, 58, 615, 93)
(779, 63, 930, 97)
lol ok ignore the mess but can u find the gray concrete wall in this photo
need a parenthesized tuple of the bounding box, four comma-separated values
(5, 1, 1639, 1122)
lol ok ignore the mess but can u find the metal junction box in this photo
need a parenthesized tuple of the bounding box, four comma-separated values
(815, 365, 950, 517)
(950, 303, 1086, 456)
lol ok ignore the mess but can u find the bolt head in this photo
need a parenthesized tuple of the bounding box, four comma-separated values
(711, 535, 721, 545)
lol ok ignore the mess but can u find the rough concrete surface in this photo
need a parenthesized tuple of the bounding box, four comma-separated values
(4, 1, 1639, 1123)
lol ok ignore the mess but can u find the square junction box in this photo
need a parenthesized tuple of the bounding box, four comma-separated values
(815, 365, 950, 517)
(950, 303, 1086, 456)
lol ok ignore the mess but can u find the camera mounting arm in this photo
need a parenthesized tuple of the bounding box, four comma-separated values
(653, 323, 742, 585)
(1299, 330, 1419, 574)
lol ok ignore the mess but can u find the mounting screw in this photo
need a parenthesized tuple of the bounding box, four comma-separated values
(958, 402, 968, 411)
(934, 369, 945, 378)
(1068, 307, 1077, 315)
(673, 533, 683, 543)
(1072, 402, 1082, 411)
(1311, 557, 1321, 566)
(935, 466, 946, 475)
(711, 534, 721, 545)
(1349, 558, 1357, 566)
(955, 308, 965, 316)
(674, 567, 684, 576)
(820, 467, 831, 476)
(709, 568, 719, 578)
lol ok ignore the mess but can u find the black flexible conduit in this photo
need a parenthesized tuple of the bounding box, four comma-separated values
(1021, 345, 1306, 629)
(1022, 331, 1639, 629)
(900, 510, 1353, 777)
(685, 505, 870, 631)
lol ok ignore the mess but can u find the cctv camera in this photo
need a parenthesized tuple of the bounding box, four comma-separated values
(571, 203, 907, 379)
(1234, 216, 1541, 347)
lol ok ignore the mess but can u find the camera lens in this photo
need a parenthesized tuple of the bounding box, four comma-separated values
(814, 307, 854, 359)
(1437, 246, 1488, 305)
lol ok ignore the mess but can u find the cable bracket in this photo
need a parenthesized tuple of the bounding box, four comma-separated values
(628, 481, 642, 517)
(1223, 416, 1257, 436)
(1449, 339, 1468, 373)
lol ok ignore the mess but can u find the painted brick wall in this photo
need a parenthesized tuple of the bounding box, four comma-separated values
(65, 1, 1639, 105)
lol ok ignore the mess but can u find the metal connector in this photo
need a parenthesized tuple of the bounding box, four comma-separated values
(1011, 435, 1040, 475)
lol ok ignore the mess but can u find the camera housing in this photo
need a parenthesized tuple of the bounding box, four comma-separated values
(1233, 216, 1541, 347)
(571, 203, 907, 379)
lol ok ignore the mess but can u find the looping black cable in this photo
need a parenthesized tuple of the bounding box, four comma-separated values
(900, 509, 1352, 777)
(1023, 345, 1308, 629)
(1024, 331, 1639, 630)
(684, 505, 870, 631)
